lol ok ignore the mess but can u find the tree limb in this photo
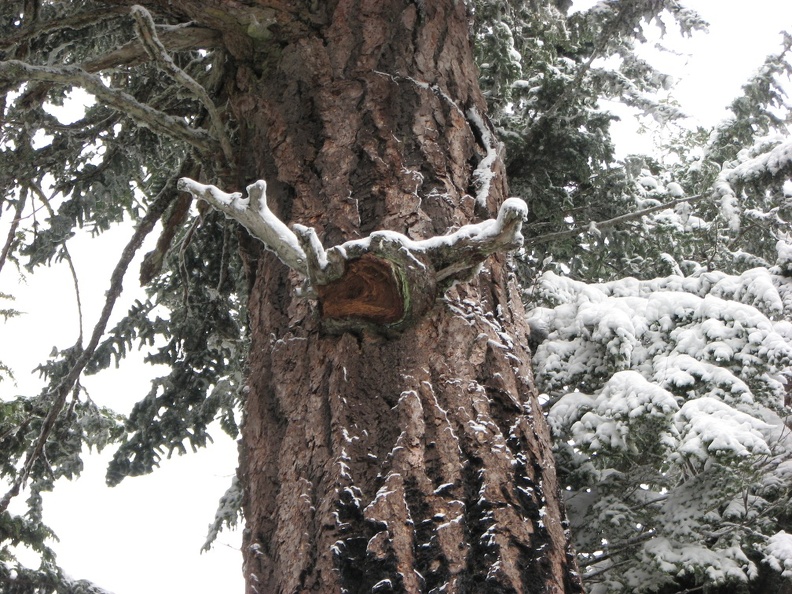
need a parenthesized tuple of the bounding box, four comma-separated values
(0, 189, 26, 277)
(84, 25, 222, 73)
(524, 194, 705, 248)
(0, 6, 129, 51)
(0, 171, 181, 513)
(178, 176, 527, 332)
(0, 60, 219, 154)
(27, 181, 84, 346)
(131, 6, 233, 163)
(177, 178, 309, 276)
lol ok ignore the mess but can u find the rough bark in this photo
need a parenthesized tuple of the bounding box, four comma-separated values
(127, 0, 582, 591)
(229, 2, 580, 592)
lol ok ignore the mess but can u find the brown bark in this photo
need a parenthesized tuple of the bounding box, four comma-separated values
(231, 2, 580, 592)
(123, 0, 582, 591)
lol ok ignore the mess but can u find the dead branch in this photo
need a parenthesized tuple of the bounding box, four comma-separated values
(0, 60, 219, 154)
(131, 5, 233, 163)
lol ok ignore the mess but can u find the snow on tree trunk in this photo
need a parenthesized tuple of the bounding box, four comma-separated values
(212, 1, 581, 592)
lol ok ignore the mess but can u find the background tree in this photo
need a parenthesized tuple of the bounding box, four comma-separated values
(0, 1, 582, 593)
(498, 5, 792, 594)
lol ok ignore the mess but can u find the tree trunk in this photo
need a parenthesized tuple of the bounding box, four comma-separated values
(203, 1, 580, 592)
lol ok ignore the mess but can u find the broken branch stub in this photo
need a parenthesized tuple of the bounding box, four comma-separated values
(177, 177, 527, 334)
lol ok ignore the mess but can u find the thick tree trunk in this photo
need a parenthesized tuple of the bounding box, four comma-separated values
(202, 1, 582, 592)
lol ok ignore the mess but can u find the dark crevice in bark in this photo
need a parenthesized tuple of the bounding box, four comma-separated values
(459, 460, 504, 593)
(404, 476, 434, 588)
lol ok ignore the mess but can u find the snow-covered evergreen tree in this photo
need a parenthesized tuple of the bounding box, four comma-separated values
(502, 5, 792, 592)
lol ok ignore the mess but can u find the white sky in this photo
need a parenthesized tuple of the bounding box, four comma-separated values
(1, 2, 792, 593)
(609, 0, 792, 154)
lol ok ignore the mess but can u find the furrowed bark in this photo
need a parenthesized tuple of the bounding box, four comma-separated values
(118, 0, 582, 591)
(221, 2, 582, 593)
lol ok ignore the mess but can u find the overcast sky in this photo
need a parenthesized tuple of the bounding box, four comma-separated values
(2, 3, 792, 593)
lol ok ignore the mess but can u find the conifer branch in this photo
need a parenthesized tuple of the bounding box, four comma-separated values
(27, 182, 84, 346)
(84, 25, 221, 73)
(0, 7, 129, 51)
(0, 174, 180, 513)
(524, 194, 705, 248)
(0, 60, 219, 154)
(131, 5, 233, 164)
(0, 189, 26, 277)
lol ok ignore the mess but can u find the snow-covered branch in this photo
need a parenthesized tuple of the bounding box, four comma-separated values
(178, 177, 527, 331)
(525, 194, 704, 248)
(0, 60, 219, 154)
(467, 106, 500, 208)
(176, 178, 309, 276)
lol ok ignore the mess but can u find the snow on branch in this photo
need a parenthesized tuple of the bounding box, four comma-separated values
(524, 194, 705, 248)
(178, 177, 527, 331)
(0, 60, 219, 154)
(176, 178, 308, 276)
(467, 106, 500, 208)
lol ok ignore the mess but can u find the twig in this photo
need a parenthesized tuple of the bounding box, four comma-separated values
(524, 194, 705, 248)
(27, 182, 84, 345)
(0, 60, 219, 154)
(578, 530, 657, 569)
(0, 188, 27, 276)
(0, 6, 129, 51)
(83, 25, 221, 73)
(131, 5, 233, 164)
(581, 557, 633, 581)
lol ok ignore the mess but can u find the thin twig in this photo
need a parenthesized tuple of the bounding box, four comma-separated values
(0, 188, 27, 276)
(131, 6, 233, 164)
(581, 557, 633, 581)
(524, 194, 706, 248)
(577, 530, 657, 569)
(0, 7, 129, 51)
(0, 60, 219, 154)
(178, 215, 201, 309)
(27, 182, 84, 345)
(83, 25, 221, 73)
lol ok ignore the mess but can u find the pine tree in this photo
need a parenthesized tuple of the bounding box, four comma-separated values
(1, 1, 581, 592)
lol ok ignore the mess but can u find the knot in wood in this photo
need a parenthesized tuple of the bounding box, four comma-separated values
(317, 254, 403, 324)
(316, 250, 436, 335)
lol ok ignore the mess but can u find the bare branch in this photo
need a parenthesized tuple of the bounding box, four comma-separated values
(180, 176, 527, 291)
(131, 6, 233, 163)
(524, 194, 705, 248)
(27, 182, 84, 346)
(178, 176, 527, 332)
(84, 25, 222, 73)
(0, 7, 129, 51)
(0, 189, 26, 277)
(0, 60, 219, 154)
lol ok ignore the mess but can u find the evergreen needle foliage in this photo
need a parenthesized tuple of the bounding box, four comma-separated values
(476, 2, 792, 592)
